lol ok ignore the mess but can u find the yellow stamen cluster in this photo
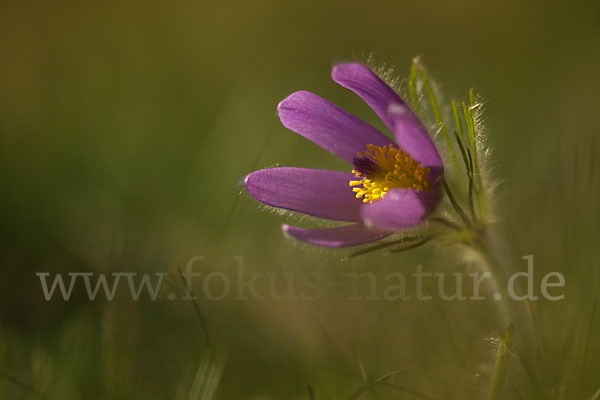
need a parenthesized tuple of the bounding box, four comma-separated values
(350, 144, 432, 203)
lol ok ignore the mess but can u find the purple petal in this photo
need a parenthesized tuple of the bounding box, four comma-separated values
(277, 91, 393, 163)
(360, 187, 442, 230)
(388, 103, 444, 179)
(332, 63, 443, 172)
(332, 63, 401, 131)
(245, 167, 362, 222)
(282, 223, 390, 248)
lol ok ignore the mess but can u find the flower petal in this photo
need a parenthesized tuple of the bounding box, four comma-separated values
(277, 90, 393, 163)
(282, 223, 390, 248)
(245, 167, 362, 222)
(360, 187, 442, 230)
(332, 63, 443, 171)
(388, 103, 444, 177)
(332, 63, 401, 130)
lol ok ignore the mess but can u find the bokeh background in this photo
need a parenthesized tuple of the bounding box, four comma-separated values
(1, 0, 599, 399)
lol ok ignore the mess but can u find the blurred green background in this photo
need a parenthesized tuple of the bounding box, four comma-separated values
(1, 0, 599, 398)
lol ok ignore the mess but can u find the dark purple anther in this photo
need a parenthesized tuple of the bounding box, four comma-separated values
(352, 157, 381, 178)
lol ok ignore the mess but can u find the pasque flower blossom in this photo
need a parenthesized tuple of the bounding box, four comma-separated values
(245, 63, 444, 247)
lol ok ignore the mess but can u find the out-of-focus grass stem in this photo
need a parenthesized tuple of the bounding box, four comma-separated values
(177, 267, 211, 348)
(0, 373, 40, 398)
(488, 324, 515, 400)
(348, 366, 412, 400)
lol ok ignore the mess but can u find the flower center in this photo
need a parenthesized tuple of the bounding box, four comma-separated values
(349, 143, 432, 203)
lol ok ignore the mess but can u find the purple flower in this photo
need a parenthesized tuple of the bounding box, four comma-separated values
(245, 63, 444, 248)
